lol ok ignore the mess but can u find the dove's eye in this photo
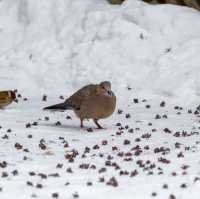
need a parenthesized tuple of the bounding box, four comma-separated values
(101, 86, 106, 90)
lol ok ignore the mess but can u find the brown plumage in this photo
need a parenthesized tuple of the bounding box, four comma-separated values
(43, 81, 116, 129)
(0, 90, 17, 109)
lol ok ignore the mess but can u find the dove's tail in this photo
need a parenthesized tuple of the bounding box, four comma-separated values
(43, 102, 70, 112)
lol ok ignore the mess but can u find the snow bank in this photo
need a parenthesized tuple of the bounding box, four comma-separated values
(0, 0, 200, 104)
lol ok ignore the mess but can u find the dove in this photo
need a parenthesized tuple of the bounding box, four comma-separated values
(43, 81, 116, 129)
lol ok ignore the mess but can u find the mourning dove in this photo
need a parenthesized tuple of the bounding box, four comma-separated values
(43, 81, 116, 129)
(0, 90, 17, 109)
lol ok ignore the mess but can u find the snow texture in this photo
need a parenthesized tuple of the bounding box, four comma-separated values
(0, 0, 200, 199)
(0, 0, 199, 103)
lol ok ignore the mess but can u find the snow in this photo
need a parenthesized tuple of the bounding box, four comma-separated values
(0, 0, 200, 198)
(0, 0, 200, 102)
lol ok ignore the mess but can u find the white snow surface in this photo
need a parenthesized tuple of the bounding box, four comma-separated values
(1, 0, 200, 199)
(0, 0, 200, 103)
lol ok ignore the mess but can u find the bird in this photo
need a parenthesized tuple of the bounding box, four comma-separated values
(43, 81, 116, 129)
(0, 90, 17, 109)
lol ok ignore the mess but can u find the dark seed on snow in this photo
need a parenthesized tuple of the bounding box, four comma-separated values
(128, 128, 134, 133)
(106, 177, 118, 187)
(123, 140, 130, 145)
(117, 109, 123, 114)
(151, 192, 157, 197)
(55, 121, 61, 126)
(23, 156, 28, 160)
(48, 173, 60, 177)
(194, 177, 200, 183)
(169, 194, 176, 199)
(29, 171, 36, 176)
(171, 172, 177, 176)
(27, 181, 33, 186)
(160, 101, 166, 107)
(52, 193, 59, 198)
(45, 116, 49, 121)
(31, 194, 37, 198)
(0, 161, 7, 168)
(162, 114, 168, 119)
(26, 123, 31, 128)
(84, 146, 90, 153)
(125, 113, 131, 118)
(1, 172, 8, 178)
(27, 134, 33, 138)
(15, 143, 23, 150)
(66, 167, 73, 173)
(180, 183, 187, 188)
(177, 152, 184, 158)
(64, 143, 69, 148)
(155, 114, 161, 119)
(98, 167, 107, 173)
(144, 145, 150, 150)
(42, 95, 47, 101)
(23, 148, 29, 152)
(90, 165, 96, 169)
(130, 170, 138, 177)
(87, 128, 93, 132)
(141, 133, 151, 139)
(93, 145, 99, 149)
(38, 173, 47, 179)
(163, 128, 171, 133)
(158, 157, 170, 164)
(102, 140, 108, 145)
(135, 138, 141, 142)
(32, 122, 38, 126)
(36, 183, 43, 189)
(133, 99, 139, 103)
(56, 163, 63, 168)
(125, 125, 129, 129)
(163, 184, 168, 189)
(12, 170, 19, 176)
(87, 182, 93, 186)
(99, 177, 105, 182)
(72, 192, 79, 198)
(66, 115, 72, 120)
(39, 142, 46, 150)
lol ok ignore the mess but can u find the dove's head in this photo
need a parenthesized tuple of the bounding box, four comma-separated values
(99, 81, 114, 97)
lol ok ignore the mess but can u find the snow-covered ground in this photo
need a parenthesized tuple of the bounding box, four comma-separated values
(0, 0, 200, 198)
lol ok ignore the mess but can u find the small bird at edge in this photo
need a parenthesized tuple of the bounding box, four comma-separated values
(0, 90, 17, 109)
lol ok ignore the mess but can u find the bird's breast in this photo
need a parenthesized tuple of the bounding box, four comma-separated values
(75, 94, 116, 119)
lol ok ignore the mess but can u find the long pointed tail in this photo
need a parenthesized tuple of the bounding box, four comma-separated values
(43, 102, 69, 112)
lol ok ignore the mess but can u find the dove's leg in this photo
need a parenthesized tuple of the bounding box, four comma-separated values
(93, 119, 103, 129)
(80, 119, 84, 128)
